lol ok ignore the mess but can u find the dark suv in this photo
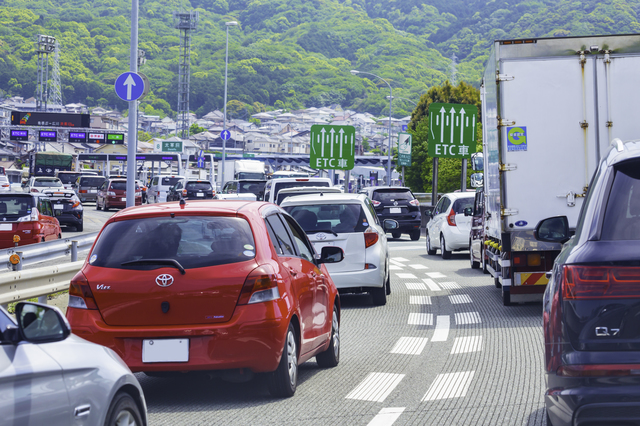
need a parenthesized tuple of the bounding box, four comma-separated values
(535, 139, 640, 426)
(167, 179, 215, 201)
(360, 186, 421, 240)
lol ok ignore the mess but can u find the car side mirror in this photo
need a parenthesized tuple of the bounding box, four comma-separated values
(424, 207, 435, 218)
(463, 207, 473, 217)
(317, 246, 344, 264)
(534, 216, 571, 244)
(14, 302, 71, 344)
(383, 219, 399, 230)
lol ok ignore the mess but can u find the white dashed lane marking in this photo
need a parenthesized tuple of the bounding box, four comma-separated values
(405, 282, 427, 290)
(422, 371, 475, 401)
(389, 259, 406, 267)
(409, 295, 431, 305)
(408, 313, 433, 325)
(439, 281, 460, 289)
(367, 407, 406, 426)
(425, 272, 447, 278)
(391, 257, 409, 262)
(422, 279, 441, 291)
(346, 373, 405, 402)
(451, 336, 483, 354)
(390, 337, 429, 355)
(431, 315, 450, 342)
(396, 273, 417, 279)
(389, 265, 402, 271)
(455, 312, 482, 325)
(409, 264, 428, 270)
(449, 294, 472, 304)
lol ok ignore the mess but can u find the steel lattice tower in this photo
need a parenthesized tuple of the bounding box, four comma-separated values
(450, 53, 458, 86)
(49, 40, 62, 109)
(173, 11, 198, 139)
(35, 35, 56, 111)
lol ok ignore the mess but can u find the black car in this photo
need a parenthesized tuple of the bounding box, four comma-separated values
(360, 186, 421, 240)
(42, 189, 83, 232)
(167, 179, 215, 201)
(536, 139, 640, 426)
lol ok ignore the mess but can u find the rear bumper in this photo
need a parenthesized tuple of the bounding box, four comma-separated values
(330, 267, 385, 289)
(67, 302, 291, 374)
(78, 193, 98, 202)
(380, 218, 421, 233)
(56, 212, 83, 227)
(443, 226, 471, 251)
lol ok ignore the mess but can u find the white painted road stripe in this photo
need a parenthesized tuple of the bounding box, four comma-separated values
(397, 273, 417, 279)
(367, 407, 406, 426)
(455, 312, 482, 325)
(409, 264, 428, 270)
(439, 281, 460, 289)
(451, 336, 483, 354)
(422, 371, 475, 401)
(389, 259, 406, 266)
(449, 294, 472, 304)
(408, 313, 433, 325)
(389, 245, 424, 251)
(405, 282, 427, 290)
(431, 315, 450, 342)
(346, 373, 405, 402)
(389, 265, 402, 271)
(391, 337, 429, 355)
(425, 272, 447, 278)
(391, 257, 410, 262)
(409, 295, 431, 305)
(422, 279, 441, 291)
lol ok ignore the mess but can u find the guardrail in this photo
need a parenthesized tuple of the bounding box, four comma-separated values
(0, 261, 83, 306)
(0, 232, 98, 270)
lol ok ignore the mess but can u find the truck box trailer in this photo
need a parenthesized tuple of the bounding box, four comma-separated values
(480, 34, 640, 305)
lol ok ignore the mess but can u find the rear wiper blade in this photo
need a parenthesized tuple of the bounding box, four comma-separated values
(306, 229, 339, 236)
(120, 259, 186, 275)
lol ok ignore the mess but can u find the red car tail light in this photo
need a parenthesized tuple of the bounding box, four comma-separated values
(446, 209, 456, 226)
(557, 364, 640, 377)
(30, 188, 39, 193)
(182, 189, 188, 196)
(68, 271, 98, 310)
(512, 253, 542, 267)
(562, 265, 640, 299)
(79, 190, 88, 193)
(364, 228, 379, 248)
(238, 264, 280, 305)
(409, 199, 420, 207)
(372, 200, 381, 207)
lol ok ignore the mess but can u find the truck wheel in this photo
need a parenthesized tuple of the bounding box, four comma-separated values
(502, 286, 512, 306)
(470, 241, 480, 269)
(482, 247, 488, 274)
(426, 232, 436, 255)
(440, 235, 452, 259)
(410, 230, 420, 241)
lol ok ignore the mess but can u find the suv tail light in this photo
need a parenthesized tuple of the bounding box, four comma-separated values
(68, 271, 98, 310)
(182, 189, 188, 196)
(372, 200, 381, 207)
(17, 207, 39, 222)
(557, 364, 640, 377)
(364, 227, 379, 248)
(446, 209, 457, 226)
(562, 265, 640, 299)
(409, 199, 420, 207)
(238, 264, 280, 305)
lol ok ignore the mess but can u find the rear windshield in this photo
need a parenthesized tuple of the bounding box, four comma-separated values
(57, 173, 81, 184)
(0, 196, 35, 220)
(601, 160, 640, 240)
(34, 179, 62, 187)
(273, 181, 329, 199)
(239, 181, 266, 195)
(185, 182, 212, 191)
(283, 204, 369, 234)
(161, 177, 182, 186)
(277, 191, 329, 205)
(372, 190, 413, 203)
(90, 216, 256, 270)
(80, 177, 105, 187)
(452, 197, 474, 214)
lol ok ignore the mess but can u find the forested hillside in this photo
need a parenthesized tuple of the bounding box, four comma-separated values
(1, 0, 639, 118)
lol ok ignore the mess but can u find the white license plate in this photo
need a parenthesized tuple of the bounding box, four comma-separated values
(196, 193, 204, 197)
(142, 338, 189, 363)
(121, 198, 127, 201)
(0, 224, 12, 231)
(390, 207, 401, 214)
(89, 190, 97, 193)
(53, 204, 64, 210)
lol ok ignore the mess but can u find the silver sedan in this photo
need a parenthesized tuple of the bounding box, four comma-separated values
(0, 302, 147, 426)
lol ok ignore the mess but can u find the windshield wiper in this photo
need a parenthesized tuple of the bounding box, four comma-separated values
(120, 259, 186, 275)
(306, 229, 338, 236)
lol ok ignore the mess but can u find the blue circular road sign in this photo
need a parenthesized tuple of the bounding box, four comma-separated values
(220, 130, 231, 141)
(115, 72, 145, 102)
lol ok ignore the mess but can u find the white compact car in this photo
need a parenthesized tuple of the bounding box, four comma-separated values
(281, 193, 398, 306)
(147, 175, 185, 203)
(426, 191, 475, 259)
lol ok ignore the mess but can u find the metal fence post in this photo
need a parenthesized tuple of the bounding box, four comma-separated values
(71, 241, 78, 262)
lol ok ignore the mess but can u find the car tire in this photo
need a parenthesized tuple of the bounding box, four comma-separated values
(267, 323, 298, 397)
(103, 202, 109, 211)
(440, 235, 452, 259)
(502, 286, 511, 306)
(104, 391, 143, 426)
(76, 222, 83, 232)
(546, 410, 553, 426)
(410, 230, 420, 241)
(96, 200, 101, 211)
(391, 232, 401, 239)
(316, 306, 340, 368)
(426, 232, 436, 255)
(371, 284, 387, 306)
(385, 269, 391, 295)
(470, 241, 480, 269)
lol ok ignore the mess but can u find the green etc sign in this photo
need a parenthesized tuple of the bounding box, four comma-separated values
(427, 103, 479, 158)
(397, 132, 412, 166)
(309, 125, 356, 170)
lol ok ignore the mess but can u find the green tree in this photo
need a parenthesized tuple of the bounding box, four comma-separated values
(189, 123, 207, 135)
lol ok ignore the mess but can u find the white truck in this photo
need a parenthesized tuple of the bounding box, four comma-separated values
(479, 34, 640, 305)
(218, 160, 265, 185)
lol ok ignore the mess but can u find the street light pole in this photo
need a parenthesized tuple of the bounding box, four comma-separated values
(220, 21, 237, 189)
(387, 96, 417, 187)
(351, 70, 393, 186)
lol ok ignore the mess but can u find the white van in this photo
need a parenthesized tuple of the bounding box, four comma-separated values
(147, 175, 185, 203)
(263, 177, 332, 205)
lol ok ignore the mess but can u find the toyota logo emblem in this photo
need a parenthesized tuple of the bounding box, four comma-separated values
(316, 233, 327, 240)
(156, 274, 174, 287)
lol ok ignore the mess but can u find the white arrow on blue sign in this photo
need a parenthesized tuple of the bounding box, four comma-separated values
(114, 72, 145, 102)
(220, 130, 231, 141)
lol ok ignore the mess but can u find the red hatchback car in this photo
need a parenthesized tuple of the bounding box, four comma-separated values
(67, 200, 343, 397)
(0, 193, 61, 248)
(96, 178, 142, 211)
